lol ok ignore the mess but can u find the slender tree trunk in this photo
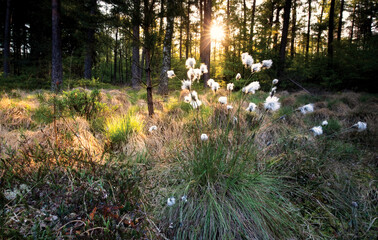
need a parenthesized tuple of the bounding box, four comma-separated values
(131, 0, 141, 88)
(328, 0, 336, 58)
(350, 2, 356, 43)
(51, 0, 63, 91)
(306, 0, 311, 60)
(113, 28, 118, 83)
(3, 0, 11, 77)
(278, 0, 291, 78)
(225, 0, 230, 55)
(273, 7, 282, 52)
(267, 1, 275, 50)
(179, 15, 183, 60)
(243, 0, 247, 51)
(158, 0, 174, 95)
(201, 0, 211, 86)
(249, 0, 257, 52)
(317, 0, 325, 54)
(290, 0, 297, 57)
(185, 0, 190, 59)
(84, 0, 97, 79)
(199, 0, 204, 61)
(337, 0, 345, 41)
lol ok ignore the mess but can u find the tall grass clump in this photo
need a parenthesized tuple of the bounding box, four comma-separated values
(105, 110, 144, 147)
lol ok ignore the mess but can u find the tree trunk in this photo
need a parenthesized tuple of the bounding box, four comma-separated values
(3, 0, 11, 77)
(317, 0, 325, 54)
(328, 0, 336, 58)
(278, 0, 291, 78)
(305, 0, 311, 60)
(158, 0, 174, 95)
(179, 15, 183, 60)
(113, 28, 118, 84)
(84, 0, 97, 79)
(350, 2, 356, 43)
(290, 0, 297, 57)
(249, 0, 257, 52)
(185, 0, 190, 59)
(273, 7, 282, 52)
(337, 0, 345, 41)
(131, 0, 141, 88)
(243, 0, 247, 51)
(51, 0, 63, 92)
(200, 0, 211, 86)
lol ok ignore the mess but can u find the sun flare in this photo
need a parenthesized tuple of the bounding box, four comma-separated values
(211, 24, 225, 41)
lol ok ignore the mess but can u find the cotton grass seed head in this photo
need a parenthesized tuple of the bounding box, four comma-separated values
(167, 197, 176, 206)
(200, 63, 208, 74)
(167, 70, 176, 79)
(262, 59, 273, 69)
(246, 102, 256, 112)
(310, 126, 323, 136)
(264, 96, 281, 111)
(227, 105, 233, 110)
(211, 82, 220, 92)
(244, 81, 260, 94)
(322, 120, 328, 126)
(299, 103, 314, 114)
(272, 79, 279, 85)
(189, 91, 202, 109)
(149, 125, 157, 132)
(181, 80, 192, 90)
(353, 121, 367, 132)
(185, 58, 196, 69)
(181, 195, 188, 203)
(236, 73, 241, 80)
(227, 83, 234, 91)
(251, 63, 262, 73)
(207, 78, 215, 88)
(187, 68, 195, 81)
(218, 96, 227, 105)
(201, 133, 208, 141)
(193, 68, 202, 82)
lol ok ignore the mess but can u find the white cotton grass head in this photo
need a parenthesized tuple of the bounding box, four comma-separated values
(185, 58, 196, 69)
(227, 105, 233, 110)
(200, 64, 208, 74)
(299, 103, 314, 114)
(262, 59, 273, 69)
(310, 126, 323, 136)
(189, 91, 202, 109)
(353, 121, 367, 132)
(264, 96, 281, 111)
(167, 197, 176, 206)
(187, 68, 195, 81)
(207, 78, 215, 87)
(243, 81, 260, 94)
(272, 79, 279, 85)
(322, 120, 328, 126)
(246, 102, 256, 112)
(149, 125, 157, 132)
(227, 83, 234, 91)
(235, 73, 241, 80)
(184, 95, 191, 103)
(200, 133, 208, 141)
(181, 80, 192, 90)
(167, 70, 176, 79)
(218, 96, 227, 105)
(243, 54, 254, 68)
(181, 195, 188, 202)
(193, 68, 202, 82)
(251, 63, 262, 73)
(211, 82, 220, 92)
(270, 86, 277, 96)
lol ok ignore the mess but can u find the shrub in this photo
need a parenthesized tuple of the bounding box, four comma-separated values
(62, 89, 105, 119)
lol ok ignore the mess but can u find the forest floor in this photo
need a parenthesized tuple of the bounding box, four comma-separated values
(0, 87, 377, 239)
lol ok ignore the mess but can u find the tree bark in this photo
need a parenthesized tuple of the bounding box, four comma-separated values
(290, 0, 297, 57)
(113, 27, 118, 83)
(131, 0, 141, 88)
(200, 0, 211, 86)
(350, 2, 356, 43)
(84, 0, 97, 79)
(305, 0, 311, 59)
(249, 0, 257, 52)
(337, 0, 345, 41)
(3, 0, 11, 77)
(317, 0, 325, 54)
(179, 15, 183, 59)
(185, 0, 191, 59)
(328, 0, 336, 58)
(51, 0, 63, 92)
(158, 0, 174, 95)
(278, 0, 291, 78)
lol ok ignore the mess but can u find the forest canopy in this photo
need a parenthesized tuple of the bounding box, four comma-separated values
(0, 0, 377, 92)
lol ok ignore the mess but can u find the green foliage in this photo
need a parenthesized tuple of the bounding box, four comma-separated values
(105, 111, 144, 146)
(32, 105, 54, 125)
(62, 89, 105, 119)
